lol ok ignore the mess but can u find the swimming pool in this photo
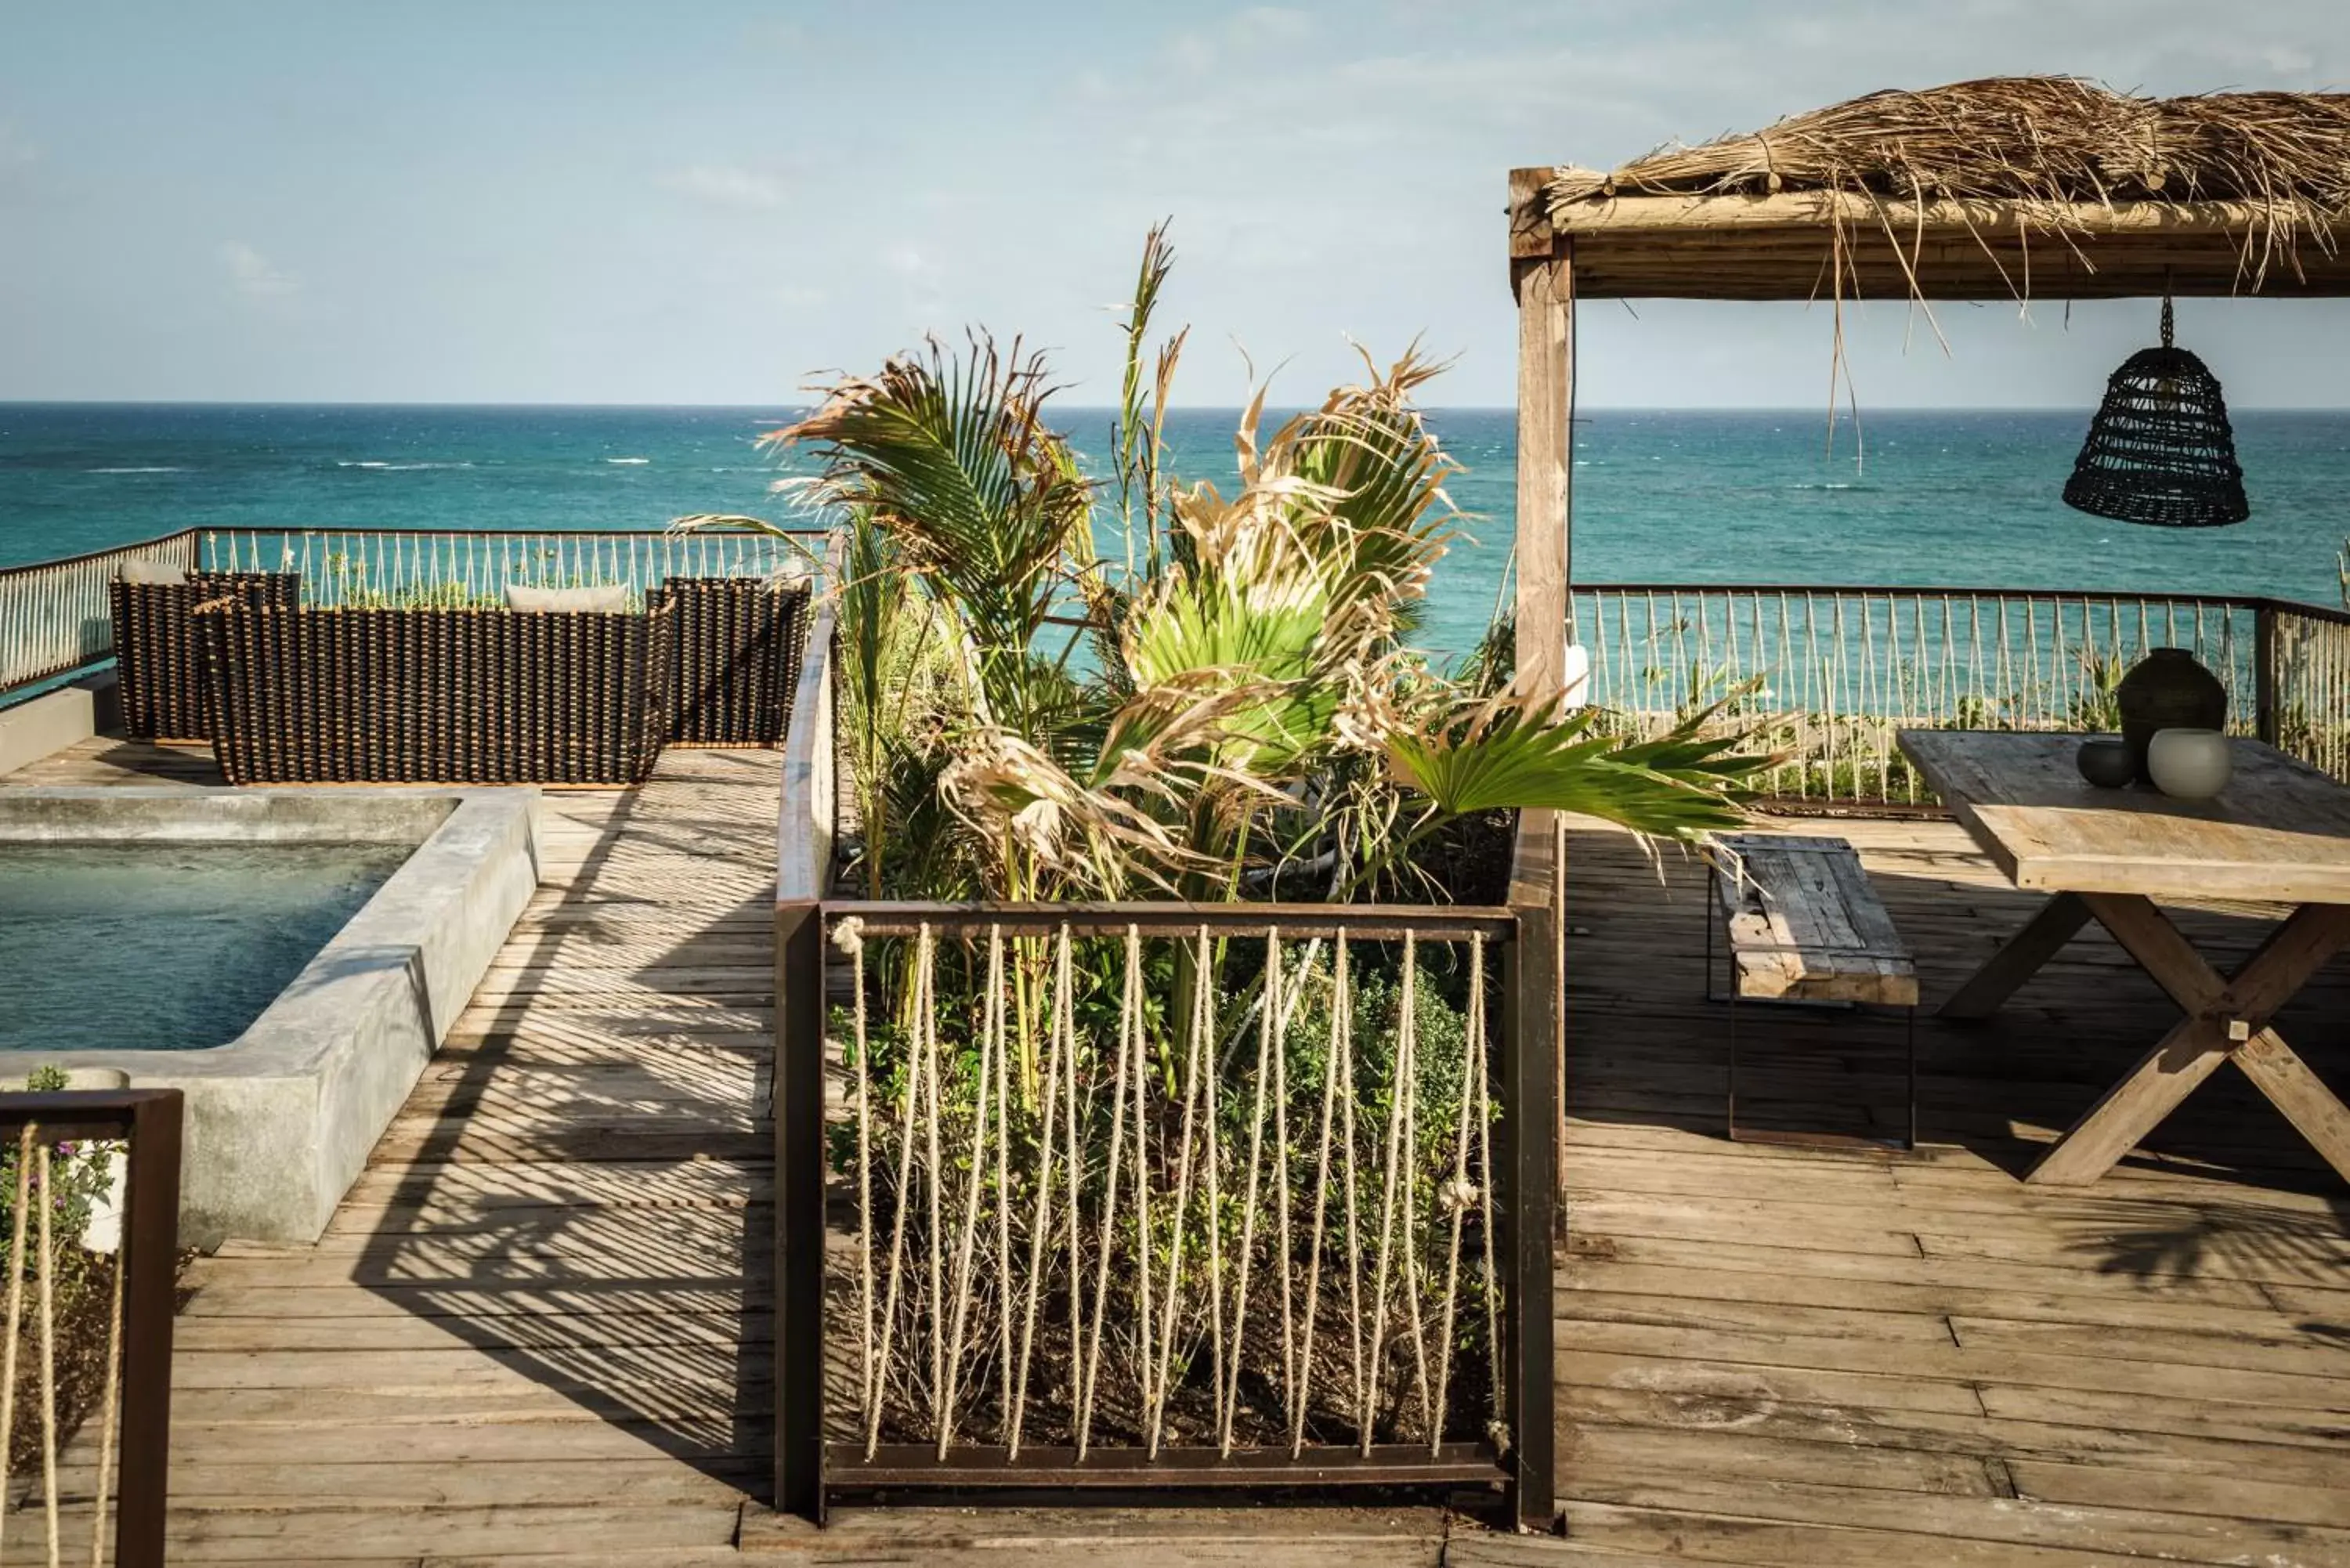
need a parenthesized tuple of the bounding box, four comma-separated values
(0, 841, 414, 1052)
(0, 786, 537, 1244)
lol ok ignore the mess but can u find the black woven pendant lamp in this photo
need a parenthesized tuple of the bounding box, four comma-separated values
(2063, 296, 2248, 527)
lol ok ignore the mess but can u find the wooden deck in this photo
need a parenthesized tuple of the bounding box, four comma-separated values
(1557, 813, 2350, 1565)
(8, 740, 781, 1563)
(5, 739, 2347, 1562)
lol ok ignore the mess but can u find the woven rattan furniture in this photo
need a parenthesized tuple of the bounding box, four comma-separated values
(648, 576, 810, 747)
(2065, 299, 2249, 527)
(110, 572, 300, 742)
(197, 601, 677, 786)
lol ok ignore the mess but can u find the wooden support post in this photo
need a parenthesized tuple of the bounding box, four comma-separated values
(1502, 902, 1558, 1530)
(774, 901, 827, 1523)
(1510, 190, 1573, 697)
(117, 1089, 182, 1568)
(1511, 173, 1577, 1279)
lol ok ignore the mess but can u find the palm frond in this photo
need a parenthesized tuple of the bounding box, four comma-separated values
(1386, 694, 1756, 841)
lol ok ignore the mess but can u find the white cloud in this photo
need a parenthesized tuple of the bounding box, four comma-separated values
(1232, 7, 1313, 43)
(881, 244, 931, 279)
(0, 125, 36, 201)
(1169, 33, 1217, 73)
(663, 164, 790, 211)
(218, 241, 302, 301)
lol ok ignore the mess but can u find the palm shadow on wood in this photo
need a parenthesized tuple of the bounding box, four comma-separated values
(349, 750, 780, 1494)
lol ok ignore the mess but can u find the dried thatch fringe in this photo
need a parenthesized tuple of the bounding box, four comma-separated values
(1560, 78, 2350, 211)
(1549, 77, 2350, 298)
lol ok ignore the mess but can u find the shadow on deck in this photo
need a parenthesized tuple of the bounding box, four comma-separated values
(1556, 813, 2350, 1564)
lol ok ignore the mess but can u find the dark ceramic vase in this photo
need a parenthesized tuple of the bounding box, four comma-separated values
(2116, 648, 2227, 782)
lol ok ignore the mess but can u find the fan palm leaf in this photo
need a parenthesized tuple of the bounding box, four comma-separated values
(1386, 694, 1766, 841)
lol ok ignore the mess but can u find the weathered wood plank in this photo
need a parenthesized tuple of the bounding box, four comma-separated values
(1900, 729, 2350, 905)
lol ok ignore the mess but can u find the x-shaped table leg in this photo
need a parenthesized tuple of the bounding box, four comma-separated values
(2027, 894, 2350, 1186)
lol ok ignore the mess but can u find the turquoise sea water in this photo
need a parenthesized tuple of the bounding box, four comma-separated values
(2, 403, 2345, 659)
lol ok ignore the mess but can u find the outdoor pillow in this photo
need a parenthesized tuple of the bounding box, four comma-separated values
(118, 559, 188, 586)
(504, 583, 630, 613)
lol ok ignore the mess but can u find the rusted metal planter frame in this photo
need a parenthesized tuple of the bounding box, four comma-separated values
(773, 896, 1557, 1526)
(0, 1089, 183, 1568)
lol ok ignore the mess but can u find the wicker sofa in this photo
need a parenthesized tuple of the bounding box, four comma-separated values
(647, 576, 811, 747)
(195, 600, 679, 786)
(111, 571, 300, 741)
(110, 565, 811, 783)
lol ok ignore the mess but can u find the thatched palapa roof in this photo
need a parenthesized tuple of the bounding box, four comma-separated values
(1513, 78, 2350, 301)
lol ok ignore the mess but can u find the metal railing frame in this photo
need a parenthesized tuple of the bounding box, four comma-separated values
(0, 1089, 183, 1568)
(771, 559, 1559, 1527)
(774, 898, 1555, 1526)
(1568, 582, 2350, 796)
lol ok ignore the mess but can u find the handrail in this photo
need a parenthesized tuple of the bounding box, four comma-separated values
(1571, 580, 2342, 613)
(0, 527, 198, 579)
(0, 530, 198, 697)
(205, 523, 830, 541)
(1564, 581, 2350, 797)
(830, 898, 1516, 940)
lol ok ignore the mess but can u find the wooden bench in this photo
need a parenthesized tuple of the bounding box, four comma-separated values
(1705, 833, 1919, 1150)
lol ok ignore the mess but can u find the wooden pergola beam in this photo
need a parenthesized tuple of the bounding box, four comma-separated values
(1506, 172, 2350, 301)
(1544, 190, 2339, 237)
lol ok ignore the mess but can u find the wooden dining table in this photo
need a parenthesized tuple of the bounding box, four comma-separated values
(1898, 729, 2350, 1186)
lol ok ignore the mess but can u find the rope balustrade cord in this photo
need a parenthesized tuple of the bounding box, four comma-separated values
(936, 926, 1000, 1455)
(836, 917, 875, 1445)
(38, 1147, 58, 1567)
(0, 1124, 135, 1568)
(0, 1126, 31, 1563)
(827, 916, 1509, 1465)
(1569, 585, 2327, 798)
(0, 533, 195, 699)
(1431, 934, 1486, 1457)
(200, 526, 816, 607)
(1362, 933, 1413, 1454)
(1003, 924, 1074, 1459)
(1217, 927, 1275, 1458)
(88, 1237, 125, 1568)
(1145, 927, 1213, 1460)
(864, 923, 927, 1459)
(1292, 932, 1346, 1459)
(1073, 927, 1139, 1461)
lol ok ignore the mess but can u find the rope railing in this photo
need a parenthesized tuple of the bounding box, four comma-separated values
(0, 1090, 180, 1568)
(778, 899, 1548, 1515)
(1567, 583, 2344, 800)
(2267, 602, 2350, 782)
(197, 526, 824, 608)
(0, 534, 196, 699)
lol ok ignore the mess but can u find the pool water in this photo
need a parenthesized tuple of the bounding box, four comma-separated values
(0, 843, 414, 1051)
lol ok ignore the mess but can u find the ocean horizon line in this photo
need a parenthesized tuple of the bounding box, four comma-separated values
(12, 398, 2350, 417)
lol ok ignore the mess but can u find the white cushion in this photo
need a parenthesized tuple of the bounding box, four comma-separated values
(118, 559, 187, 587)
(504, 583, 630, 613)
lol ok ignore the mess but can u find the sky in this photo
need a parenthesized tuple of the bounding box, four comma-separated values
(2, 1, 2348, 408)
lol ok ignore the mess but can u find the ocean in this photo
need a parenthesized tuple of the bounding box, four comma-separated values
(2, 403, 2345, 660)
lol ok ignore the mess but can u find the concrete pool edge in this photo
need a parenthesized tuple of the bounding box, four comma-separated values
(0, 787, 540, 1245)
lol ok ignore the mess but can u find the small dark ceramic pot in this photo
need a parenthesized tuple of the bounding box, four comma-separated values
(2116, 648, 2227, 783)
(2076, 736, 2135, 789)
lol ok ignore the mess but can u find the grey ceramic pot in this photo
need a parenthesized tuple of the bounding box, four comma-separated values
(2117, 648, 2226, 783)
(2076, 736, 2135, 789)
